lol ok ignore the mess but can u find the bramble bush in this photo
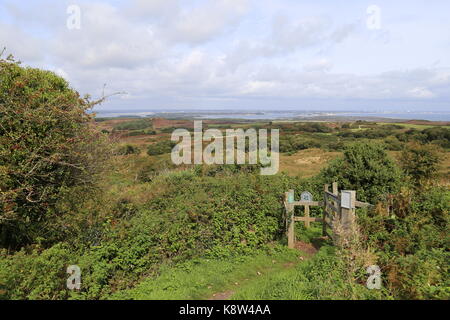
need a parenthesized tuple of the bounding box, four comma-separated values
(0, 55, 111, 248)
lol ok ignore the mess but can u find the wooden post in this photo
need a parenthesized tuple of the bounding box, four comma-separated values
(322, 184, 329, 237)
(286, 190, 295, 249)
(340, 190, 356, 235)
(304, 204, 310, 228)
(332, 182, 338, 195)
(332, 182, 339, 220)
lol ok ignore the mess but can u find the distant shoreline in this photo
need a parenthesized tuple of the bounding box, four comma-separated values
(91, 110, 450, 123)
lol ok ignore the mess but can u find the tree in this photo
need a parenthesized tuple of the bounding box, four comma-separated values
(0, 54, 111, 248)
(400, 142, 441, 187)
(319, 142, 403, 203)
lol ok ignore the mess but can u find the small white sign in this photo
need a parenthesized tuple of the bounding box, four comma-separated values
(301, 192, 313, 202)
(341, 191, 353, 209)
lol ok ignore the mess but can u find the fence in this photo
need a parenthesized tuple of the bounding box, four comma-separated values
(284, 182, 372, 248)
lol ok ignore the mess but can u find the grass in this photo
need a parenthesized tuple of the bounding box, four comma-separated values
(109, 224, 337, 301)
(109, 248, 305, 300)
(231, 246, 389, 300)
(377, 122, 450, 129)
(279, 148, 341, 177)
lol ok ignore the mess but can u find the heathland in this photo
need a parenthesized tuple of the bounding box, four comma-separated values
(1, 56, 449, 300)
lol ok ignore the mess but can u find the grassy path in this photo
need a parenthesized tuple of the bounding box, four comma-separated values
(110, 225, 329, 300)
(110, 247, 312, 300)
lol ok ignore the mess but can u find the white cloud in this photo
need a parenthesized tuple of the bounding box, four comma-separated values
(0, 23, 45, 62)
(407, 87, 435, 99)
(1, 0, 450, 111)
(303, 58, 333, 72)
(165, 0, 249, 45)
(51, 2, 167, 69)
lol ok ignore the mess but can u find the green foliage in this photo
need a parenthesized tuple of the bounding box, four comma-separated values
(0, 57, 448, 301)
(0, 56, 110, 248)
(0, 244, 75, 299)
(232, 246, 389, 300)
(123, 129, 156, 137)
(320, 142, 403, 203)
(0, 169, 296, 299)
(280, 135, 322, 153)
(338, 128, 393, 139)
(396, 127, 450, 149)
(113, 119, 152, 131)
(358, 186, 449, 299)
(147, 140, 176, 156)
(296, 122, 333, 133)
(400, 143, 441, 186)
(384, 136, 403, 151)
(116, 144, 141, 156)
(110, 248, 300, 300)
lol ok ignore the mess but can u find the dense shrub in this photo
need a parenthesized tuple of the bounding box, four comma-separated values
(396, 127, 450, 149)
(384, 136, 403, 151)
(116, 144, 141, 156)
(358, 186, 449, 299)
(296, 122, 333, 133)
(0, 56, 110, 248)
(0, 170, 296, 299)
(319, 142, 403, 203)
(147, 140, 176, 156)
(338, 128, 392, 139)
(400, 143, 441, 186)
(280, 136, 322, 153)
(124, 129, 156, 137)
(113, 119, 152, 131)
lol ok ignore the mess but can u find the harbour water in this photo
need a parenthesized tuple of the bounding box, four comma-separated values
(94, 110, 450, 122)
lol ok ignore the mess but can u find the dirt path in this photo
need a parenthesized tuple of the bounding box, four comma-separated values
(209, 290, 235, 300)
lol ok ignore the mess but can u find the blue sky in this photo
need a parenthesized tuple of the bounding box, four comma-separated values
(1, 0, 450, 112)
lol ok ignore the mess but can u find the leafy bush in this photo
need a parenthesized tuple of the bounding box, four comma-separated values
(0, 244, 75, 299)
(113, 119, 152, 131)
(124, 129, 156, 137)
(358, 186, 449, 299)
(147, 140, 176, 156)
(319, 142, 403, 203)
(296, 123, 333, 133)
(116, 144, 141, 156)
(338, 128, 392, 139)
(0, 55, 110, 248)
(384, 136, 403, 151)
(0, 170, 296, 299)
(400, 143, 441, 186)
(396, 127, 450, 148)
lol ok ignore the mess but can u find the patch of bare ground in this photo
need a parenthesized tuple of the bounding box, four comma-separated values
(209, 290, 236, 300)
(294, 241, 319, 256)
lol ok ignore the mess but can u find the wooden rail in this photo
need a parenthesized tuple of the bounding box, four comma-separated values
(284, 182, 372, 248)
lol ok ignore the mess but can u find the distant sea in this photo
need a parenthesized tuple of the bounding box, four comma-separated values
(94, 110, 450, 122)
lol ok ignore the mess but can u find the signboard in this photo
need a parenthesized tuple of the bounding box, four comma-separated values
(287, 192, 295, 204)
(300, 191, 313, 202)
(341, 191, 354, 209)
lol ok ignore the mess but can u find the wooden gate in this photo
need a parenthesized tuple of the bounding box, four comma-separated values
(284, 182, 371, 248)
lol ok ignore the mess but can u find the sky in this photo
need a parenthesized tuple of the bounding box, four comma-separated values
(1, 0, 450, 112)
